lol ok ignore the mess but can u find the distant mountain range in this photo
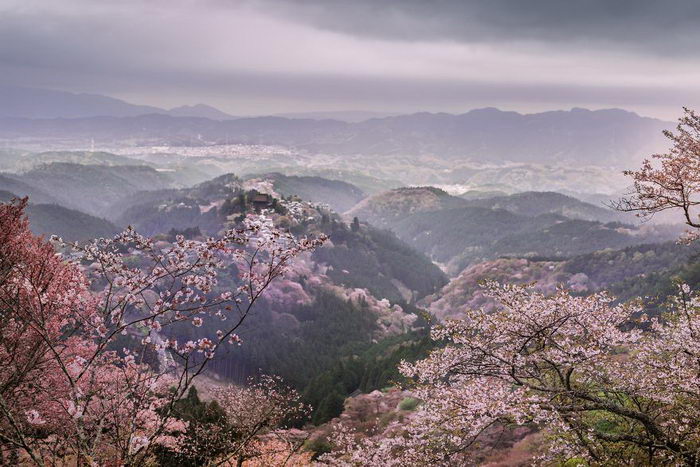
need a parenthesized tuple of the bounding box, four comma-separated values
(0, 86, 396, 122)
(0, 86, 674, 167)
(0, 112, 671, 168)
(275, 110, 398, 122)
(0, 85, 235, 119)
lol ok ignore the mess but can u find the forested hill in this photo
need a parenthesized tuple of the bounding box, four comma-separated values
(461, 191, 624, 223)
(347, 186, 680, 274)
(108, 175, 447, 303)
(421, 240, 699, 321)
(246, 172, 367, 213)
(0, 190, 118, 241)
(2, 162, 175, 216)
(346, 186, 467, 228)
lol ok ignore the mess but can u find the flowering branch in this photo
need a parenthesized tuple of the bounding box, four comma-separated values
(0, 201, 324, 465)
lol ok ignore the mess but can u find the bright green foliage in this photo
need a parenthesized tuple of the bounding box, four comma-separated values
(398, 397, 420, 411)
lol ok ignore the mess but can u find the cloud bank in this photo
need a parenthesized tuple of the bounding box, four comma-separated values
(1, 0, 698, 118)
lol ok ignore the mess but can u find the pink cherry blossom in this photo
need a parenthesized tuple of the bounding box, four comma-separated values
(0, 198, 324, 465)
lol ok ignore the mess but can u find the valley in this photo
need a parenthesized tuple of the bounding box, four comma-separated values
(1, 123, 693, 463)
(6, 2, 700, 464)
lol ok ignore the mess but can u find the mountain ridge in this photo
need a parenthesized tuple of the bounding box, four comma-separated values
(0, 85, 235, 120)
(0, 106, 671, 167)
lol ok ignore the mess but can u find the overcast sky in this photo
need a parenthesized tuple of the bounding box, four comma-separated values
(1, 0, 699, 119)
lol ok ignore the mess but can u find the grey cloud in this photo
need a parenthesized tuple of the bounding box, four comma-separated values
(5, 59, 697, 117)
(249, 0, 700, 55)
(1, 0, 699, 118)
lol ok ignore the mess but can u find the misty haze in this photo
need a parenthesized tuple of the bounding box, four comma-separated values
(2, 1, 700, 465)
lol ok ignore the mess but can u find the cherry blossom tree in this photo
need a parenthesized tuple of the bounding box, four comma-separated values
(0, 198, 324, 465)
(209, 375, 309, 466)
(615, 107, 700, 239)
(0, 198, 97, 465)
(324, 282, 700, 465)
(154, 375, 308, 467)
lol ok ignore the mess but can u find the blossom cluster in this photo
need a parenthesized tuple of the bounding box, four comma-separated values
(0, 199, 323, 465)
(324, 281, 700, 465)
